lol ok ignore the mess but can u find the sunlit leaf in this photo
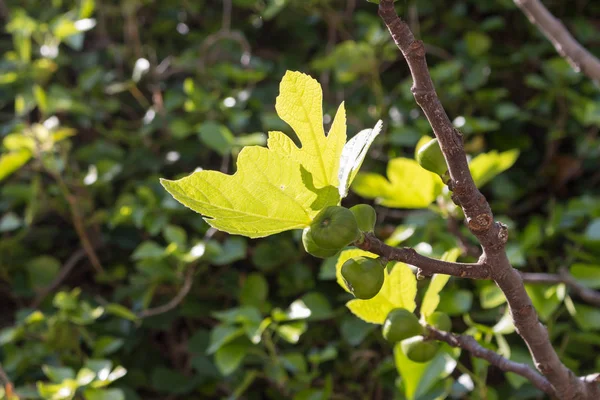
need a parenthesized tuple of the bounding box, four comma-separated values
(469, 149, 519, 188)
(420, 249, 461, 318)
(352, 158, 442, 208)
(271, 71, 346, 189)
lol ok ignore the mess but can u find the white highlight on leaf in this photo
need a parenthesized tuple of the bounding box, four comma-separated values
(337, 120, 383, 198)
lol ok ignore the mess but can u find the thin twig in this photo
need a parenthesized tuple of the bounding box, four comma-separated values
(375, 1, 598, 398)
(0, 363, 13, 398)
(31, 248, 87, 309)
(514, 0, 600, 81)
(222, 0, 232, 32)
(521, 268, 600, 307)
(0, 0, 8, 21)
(138, 265, 196, 318)
(51, 171, 104, 273)
(356, 233, 490, 280)
(427, 327, 555, 396)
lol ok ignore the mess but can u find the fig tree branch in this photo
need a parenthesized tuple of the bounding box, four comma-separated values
(138, 264, 196, 319)
(375, 1, 599, 398)
(426, 327, 555, 396)
(356, 233, 490, 280)
(521, 268, 600, 307)
(514, 0, 600, 82)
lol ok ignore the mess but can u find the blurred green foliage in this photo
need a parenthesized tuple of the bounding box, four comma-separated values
(1, 0, 600, 399)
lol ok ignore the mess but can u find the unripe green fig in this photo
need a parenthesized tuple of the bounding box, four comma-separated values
(382, 308, 423, 343)
(349, 204, 377, 233)
(401, 336, 439, 363)
(310, 206, 360, 250)
(302, 228, 339, 258)
(426, 311, 452, 332)
(416, 138, 449, 182)
(341, 256, 385, 299)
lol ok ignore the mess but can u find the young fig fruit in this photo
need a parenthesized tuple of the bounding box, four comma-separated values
(426, 311, 452, 332)
(310, 206, 360, 250)
(382, 308, 423, 343)
(401, 336, 439, 363)
(416, 138, 449, 183)
(349, 204, 377, 233)
(341, 256, 385, 299)
(302, 228, 339, 258)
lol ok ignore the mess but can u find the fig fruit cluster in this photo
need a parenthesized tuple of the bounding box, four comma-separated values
(381, 308, 452, 363)
(302, 204, 377, 259)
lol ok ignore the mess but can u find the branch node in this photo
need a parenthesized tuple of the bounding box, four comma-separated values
(497, 222, 509, 244)
(467, 213, 493, 232)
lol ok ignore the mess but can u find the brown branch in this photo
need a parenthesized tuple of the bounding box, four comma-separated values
(41, 165, 104, 274)
(426, 327, 555, 396)
(52, 172, 104, 274)
(521, 268, 600, 307)
(357, 233, 490, 280)
(514, 0, 600, 81)
(0, 363, 13, 397)
(138, 265, 196, 318)
(31, 248, 87, 309)
(376, 1, 599, 398)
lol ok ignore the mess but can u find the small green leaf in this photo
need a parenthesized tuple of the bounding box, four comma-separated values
(420, 249, 461, 318)
(206, 325, 245, 354)
(585, 219, 600, 242)
(525, 284, 561, 321)
(93, 336, 124, 357)
(469, 149, 519, 188)
(572, 303, 600, 331)
(42, 365, 75, 383)
(27, 256, 60, 291)
(163, 224, 187, 248)
(436, 289, 473, 316)
(394, 343, 459, 400)
(570, 264, 600, 288)
(104, 303, 138, 322)
(464, 31, 492, 57)
(340, 316, 376, 345)
(275, 321, 307, 343)
(300, 292, 333, 321)
(0, 150, 31, 182)
(240, 273, 269, 308)
(480, 284, 506, 309)
(352, 158, 442, 208)
(198, 121, 234, 156)
(132, 241, 165, 260)
(84, 389, 125, 400)
(214, 339, 251, 376)
(211, 237, 247, 265)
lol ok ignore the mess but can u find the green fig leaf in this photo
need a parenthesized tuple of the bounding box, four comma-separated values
(162, 71, 345, 238)
(161, 147, 330, 238)
(270, 71, 346, 189)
